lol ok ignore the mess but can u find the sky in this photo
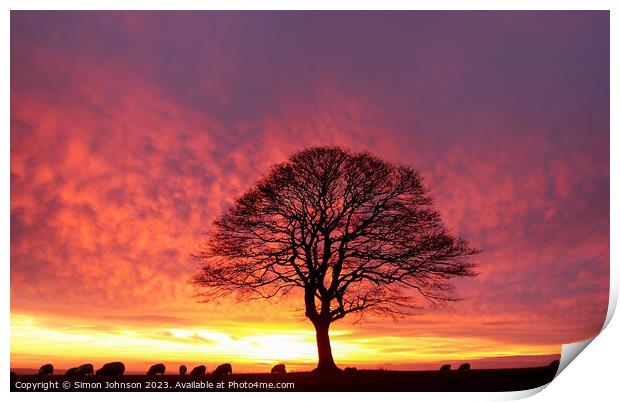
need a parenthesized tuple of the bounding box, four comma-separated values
(10, 11, 609, 373)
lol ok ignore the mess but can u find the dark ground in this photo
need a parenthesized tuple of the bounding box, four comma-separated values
(11, 366, 558, 392)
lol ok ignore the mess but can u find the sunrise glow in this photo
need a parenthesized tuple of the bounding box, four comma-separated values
(10, 11, 608, 374)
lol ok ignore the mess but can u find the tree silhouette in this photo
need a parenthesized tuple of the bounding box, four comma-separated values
(193, 146, 479, 373)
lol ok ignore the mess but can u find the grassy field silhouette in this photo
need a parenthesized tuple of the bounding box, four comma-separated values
(11, 365, 559, 392)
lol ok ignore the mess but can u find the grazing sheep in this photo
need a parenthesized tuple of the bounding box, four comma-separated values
(343, 367, 358, 374)
(39, 364, 54, 376)
(458, 363, 471, 371)
(96, 362, 125, 376)
(147, 363, 166, 376)
(65, 367, 78, 376)
(271, 364, 286, 374)
(212, 363, 232, 377)
(76, 364, 94, 375)
(179, 365, 187, 376)
(440, 364, 451, 371)
(189, 365, 206, 376)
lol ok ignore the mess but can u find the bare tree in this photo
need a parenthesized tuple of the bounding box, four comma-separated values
(193, 146, 479, 373)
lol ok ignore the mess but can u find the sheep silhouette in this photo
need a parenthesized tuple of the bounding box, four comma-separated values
(147, 363, 166, 376)
(343, 367, 357, 374)
(458, 363, 471, 371)
(39, 364, 53, 376)
(76, 364, 94, 375)
(440, 364, 451, 371)
(96, 362, 125, 375)
(179, 365, 187, 376)
(189, 365, 206, 376)
(212, 363, 232, 377)
(271, 364, 286, 374)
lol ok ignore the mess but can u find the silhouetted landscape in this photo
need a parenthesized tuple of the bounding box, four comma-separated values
(10, 10, 609, 394)
(11, 363, 560, 392)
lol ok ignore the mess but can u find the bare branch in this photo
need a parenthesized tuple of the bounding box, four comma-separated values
(192, 146, 480, 324)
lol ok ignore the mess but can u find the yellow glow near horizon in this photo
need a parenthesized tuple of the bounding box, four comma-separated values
(11, 313, 561, 372)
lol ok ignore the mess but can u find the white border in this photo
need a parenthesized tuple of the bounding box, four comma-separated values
(0, 1, 615, 11)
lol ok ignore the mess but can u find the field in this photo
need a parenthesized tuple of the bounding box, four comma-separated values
(11, 366, 558, 392)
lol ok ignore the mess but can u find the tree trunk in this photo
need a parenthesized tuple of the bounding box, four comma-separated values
(312, 319, 340, 373)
